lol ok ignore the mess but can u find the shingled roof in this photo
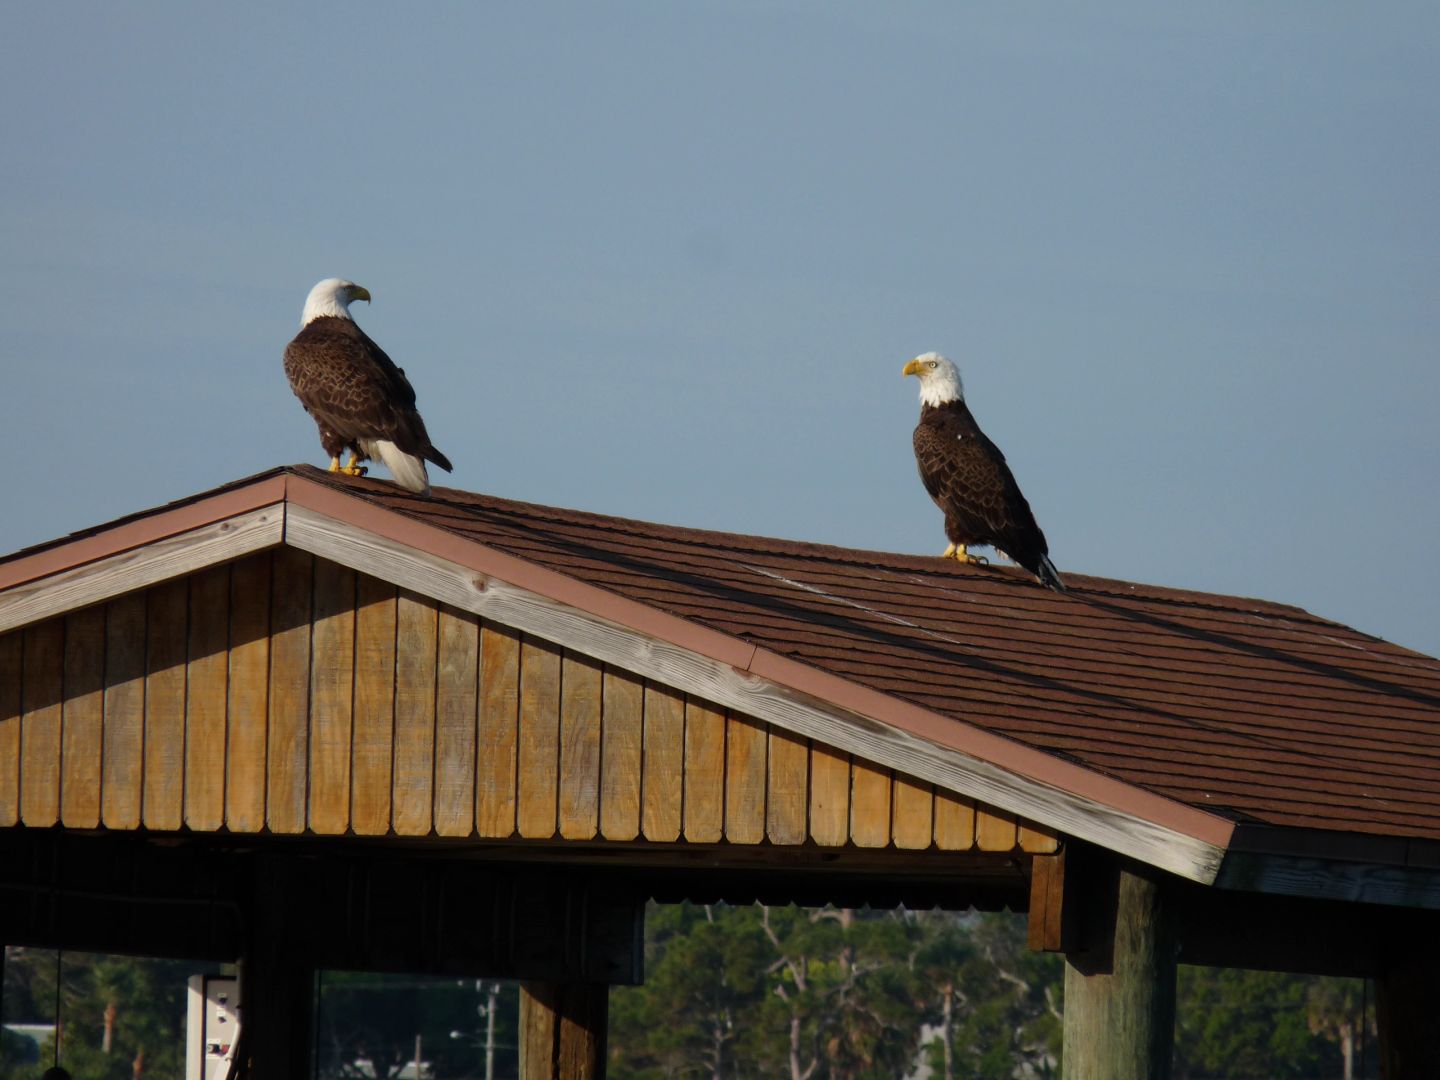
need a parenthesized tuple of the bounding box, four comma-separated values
(5, 465, 1440, 901)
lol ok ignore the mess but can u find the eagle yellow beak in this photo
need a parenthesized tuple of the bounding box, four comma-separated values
(351, 285, 372, 303)
(902, 359, 923, 377)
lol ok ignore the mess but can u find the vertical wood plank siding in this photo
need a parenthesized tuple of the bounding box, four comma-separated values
(0, 552, 1058, 854)
(101, 593, 146, 830)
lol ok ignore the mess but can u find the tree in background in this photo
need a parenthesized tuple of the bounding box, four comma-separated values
(916, 912, 1062, 1079)
(1172, 966, 1372, 1079)
(1, 949, 199, 1080)
(609, 904, 1064, 1080)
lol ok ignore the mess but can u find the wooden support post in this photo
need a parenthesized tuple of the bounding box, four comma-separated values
(239, 859, 315, 1080)
(1376, 930, 1440, 1078)
(1063, 863, 1175, 1079)
(520, 981, 609, 1079)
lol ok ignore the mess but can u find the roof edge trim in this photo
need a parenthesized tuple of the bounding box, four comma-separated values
(0, 474, 288, 593)
(0, 503, 285, 634)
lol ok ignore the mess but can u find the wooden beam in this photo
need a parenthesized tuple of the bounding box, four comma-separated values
(1063, 862, 1176, 1079)
(1027, 851, 1065, 952)
(0, 504, 283, 634)
(520, 981, 609, 1080)
(241, 857, 315, 1080)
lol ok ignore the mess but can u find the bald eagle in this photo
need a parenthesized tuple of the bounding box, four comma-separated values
(284, 278, 453, 495)
(903, 352, 1063, 591)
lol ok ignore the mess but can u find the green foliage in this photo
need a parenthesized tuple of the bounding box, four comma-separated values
(609, 904, 1063, 1080)
(2, 948, 205, 1080)
(1173, 967, 1375, 1079)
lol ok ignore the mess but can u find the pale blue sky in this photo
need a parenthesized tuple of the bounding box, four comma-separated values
(3, 3, 1438, 657)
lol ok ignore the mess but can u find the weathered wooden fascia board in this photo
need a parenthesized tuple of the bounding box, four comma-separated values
(0, 505, 284, 634)
(285, 504, 1229, 885)
(1213, 852, 1440, 910)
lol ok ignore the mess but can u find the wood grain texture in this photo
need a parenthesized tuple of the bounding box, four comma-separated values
(477, 622, 520, 838)
(434, 605, 479, 837)
(1063, 867, 1176, 1077)
(599, 667, 642, 841)
(891, 775, 934, 851)
(519, 982, 559, 1080)
(849, 758, 891, 849)
(933, 790, 976, 852)
(101, 592, 148, 829)
(351, 574, 397, 836)
(287, 505, 1231, 884)
(143, 579, 188, 831)
(808, 743, 850, 848)
(226, 553, 271, 833)
(0, 505, 282, 634)
(766, 726, 808, 846)
(266, 549, 313, 834)
(519, 981, 609, 1080)
(1019, 821, 1060, 854)
(392, 590, 438, 836)
(682, 698, 725, 844)
(184, 565, 230, 831)
(59, 606, 104, 828)
(518, 635, 561, 839)
(976, 807, 1019, 852)
(309, 559, 355, 835)
(724, 712, 767, 845)
(0, 631, 22, 826)
(641, 681, 684, 843)
(558, 650, 603, 840)
(1027, 852, 1065, 952)
(556, 982, 609, 1079)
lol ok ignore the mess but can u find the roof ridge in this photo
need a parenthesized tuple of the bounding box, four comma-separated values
(295, 465, 1326, 624)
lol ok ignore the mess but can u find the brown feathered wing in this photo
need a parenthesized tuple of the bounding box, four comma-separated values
(284, 316, 452, 471)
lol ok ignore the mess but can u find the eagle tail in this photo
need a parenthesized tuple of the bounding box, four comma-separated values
(1035, 554, 1066, 593)
(374, 440, 431, 495)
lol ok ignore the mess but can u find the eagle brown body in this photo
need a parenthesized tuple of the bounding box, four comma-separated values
(284, 317, 452, 470)
(284, 279, 451, 495)
(905, 353, 1063, 591)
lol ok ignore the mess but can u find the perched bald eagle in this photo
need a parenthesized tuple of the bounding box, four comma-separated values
(903, 352, 1063, 591)
(284, 278, 453, 495)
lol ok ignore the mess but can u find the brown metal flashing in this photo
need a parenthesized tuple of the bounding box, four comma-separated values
(0, 473, 288, 592)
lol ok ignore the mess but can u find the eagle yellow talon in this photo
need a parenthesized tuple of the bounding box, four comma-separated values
(327, 456, 342, 473)
(340, 454, 368, 477)
(940, 544, 987, 566)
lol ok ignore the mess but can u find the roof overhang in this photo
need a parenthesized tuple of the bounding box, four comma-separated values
(3, 467, 1436, 906)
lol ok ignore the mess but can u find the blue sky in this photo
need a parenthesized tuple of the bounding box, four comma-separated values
(3, 3, 1439, 657)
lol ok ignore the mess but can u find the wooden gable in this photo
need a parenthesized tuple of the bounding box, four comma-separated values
(0, 548, 1057, 858)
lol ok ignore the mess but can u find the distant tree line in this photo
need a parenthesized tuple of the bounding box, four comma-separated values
(3, 908, 1374, 1079)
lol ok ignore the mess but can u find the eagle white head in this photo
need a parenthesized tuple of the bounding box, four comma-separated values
(902, 351, 965, 407)
(301, 278, 372, 326)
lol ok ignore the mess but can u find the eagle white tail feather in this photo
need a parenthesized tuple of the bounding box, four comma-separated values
(372, 440, 431, 495)
(1037, 554, 1065, 592)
